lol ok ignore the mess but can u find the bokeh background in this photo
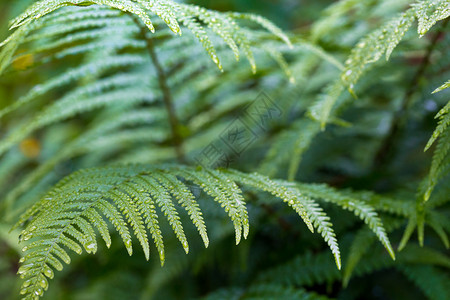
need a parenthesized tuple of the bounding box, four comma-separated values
(1, 1, 449, 300)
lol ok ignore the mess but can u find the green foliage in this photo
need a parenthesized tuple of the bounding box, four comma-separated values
(0, 0, 449, 299)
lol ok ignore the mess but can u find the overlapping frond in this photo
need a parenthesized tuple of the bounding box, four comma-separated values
(203, 284, 332, 300)
(414, 0, 450, 37)
(309, 0, 450, 127)
(423, 101, 450, 201)
(294, 183, 396, 260)
(398, 264, 450, 300)
(0, 0, 292, 75)
(255, 244, 449, 296)
(433, 79, 450, 93)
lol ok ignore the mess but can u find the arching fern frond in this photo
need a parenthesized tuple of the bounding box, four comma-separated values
(1, 0, 292, 74)
(425, 99, 450, 151)
(15, 165, 321, 299)
(293, 183, 396, 260)
(309, 0, 450, 127)
(433, 79, 450, 93)
(414, 0, 450, 37)
(423, 100, 450, 201)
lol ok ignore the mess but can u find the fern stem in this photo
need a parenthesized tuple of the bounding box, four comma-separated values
(132, 16, 186, 163)
(374, 18, 449, 169)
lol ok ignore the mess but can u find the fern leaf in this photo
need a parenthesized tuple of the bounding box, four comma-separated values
(424, 125, 450, 201)
(296, 183, 395, 260)
(228, 12, 292, 48)
(398, 217, 417, 251)
(428, 216, 450, 249)
(136, 0, 181, 35)
(425, 100, 450, 151)
(109, 185, 151, 260)
(432, 79, 450, 93)
(156, 173, 209, 248)
(255, 251, 341, 287)
(302, 198, 341, 269)
(174, 167, 246, 245)
(398, 265, 450, 300)
(9, 0, 156, 33)
(308, 0, 450, 127)
(139, 175, 189, 253)
(183, 5, 239, 62)
(0, 55, 146, 120)
(223, 169, 314, 233)
(342, 228, 375, 287)
(0, 85, 155, 156)
(0, 25, 31, 74)
(15, 165, 344, 299)
(414, 0, 450, 37)
(176, 13, 222, 70)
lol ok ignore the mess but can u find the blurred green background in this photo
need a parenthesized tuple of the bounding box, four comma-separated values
(1, 1, 449, 300)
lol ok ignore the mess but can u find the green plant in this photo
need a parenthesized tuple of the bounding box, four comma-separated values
(0, 0, 449, 299)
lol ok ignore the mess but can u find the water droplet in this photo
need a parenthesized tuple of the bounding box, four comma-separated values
(17, 263, 34, 275)
(23, 279, 32, 288)
(43, 266, 54, 279)
(39, 277, 48, 290)
(84, 241, 96, 253)
(23, 232, 33, 241)
(34, 287, 43, 296)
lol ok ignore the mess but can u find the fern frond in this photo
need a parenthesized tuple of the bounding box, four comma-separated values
(428, 215, 450, 249)
(423, 119, 450, 201)
(398, 216, 417, 251)
(222, 169, 314, 233)
(425, 100, 450, 151)
(0, 83, 155, 156)
(302, 198, 341, 270)
(413, 0, 450, 37)
(397, 264, 450, 300)
(295, 183, 395, 260)
(9, 0, 157, 33)
(255, 251, 341, 287)
(0, 54, 147, 120)
(1, 1, 291, 76)
(15, 165, 326, 299)
(228, 12, 293, 48)
(433, 79, 450, 93)
(342, 228, 375, 287)
(256, 243, 450, 292)
(309, 0, 450, 127)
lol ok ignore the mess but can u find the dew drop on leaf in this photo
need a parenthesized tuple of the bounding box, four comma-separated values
(43, 266, 54, 279)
